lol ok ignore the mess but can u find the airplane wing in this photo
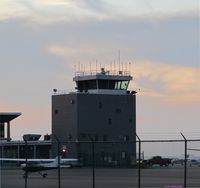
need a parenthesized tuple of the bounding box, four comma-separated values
(0, 157, 80, 167)
(0, 158, 26, 162)
(0, 157, 78, 163)
(0, 158, 54, 163)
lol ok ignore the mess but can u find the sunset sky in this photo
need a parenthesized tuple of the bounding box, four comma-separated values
(0, 0, 199, 143)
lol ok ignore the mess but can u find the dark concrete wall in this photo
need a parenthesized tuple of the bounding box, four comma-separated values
(76, 93, 136, 166)
(52, 94, 78, 142)
(52, 93, 136, 166)
(52, 93, 136, 141)
(52, 94, 78, 158)
(77, 94, 136, 142)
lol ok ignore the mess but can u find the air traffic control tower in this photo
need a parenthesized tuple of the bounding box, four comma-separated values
(52, 68, 136, 167)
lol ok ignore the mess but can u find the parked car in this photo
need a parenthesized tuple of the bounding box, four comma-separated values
(143, 156, 172, 167)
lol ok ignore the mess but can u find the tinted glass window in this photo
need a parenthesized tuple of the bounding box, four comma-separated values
(121, 81, 129, 90)
(77, 80, 97, 91)
(115, 81, 121, 89)
(115, 81, 129, 90)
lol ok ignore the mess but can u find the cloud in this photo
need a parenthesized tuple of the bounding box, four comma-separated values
(47, 44, 117, 66)
(0, 0, 111, 24)
(47, 39, 200, 105)
(133, 61, 200, 105)
(48, 45, 85, 59)
(72, 0, 108, 12)
(0, 0, 198, 24)
(47, 43, 200, 105)
(43, 8, 198, 67)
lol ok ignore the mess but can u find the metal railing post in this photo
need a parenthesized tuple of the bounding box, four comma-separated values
(181, 132, 187, 188)
(136, 134, 141, 188)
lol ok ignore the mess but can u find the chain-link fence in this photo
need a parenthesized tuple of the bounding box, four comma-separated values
(1, 137, 200, 188)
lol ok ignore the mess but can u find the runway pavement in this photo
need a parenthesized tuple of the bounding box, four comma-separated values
(1, 166, 200, 188)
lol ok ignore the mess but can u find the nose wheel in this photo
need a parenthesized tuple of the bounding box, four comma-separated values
(42, 173, 47, 178)
(39, 172, 48, 178)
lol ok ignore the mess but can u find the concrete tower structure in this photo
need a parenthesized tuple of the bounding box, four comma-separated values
(52, 68, 136, 166)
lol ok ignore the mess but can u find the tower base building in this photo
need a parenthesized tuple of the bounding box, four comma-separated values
(52, 68, 136, 167)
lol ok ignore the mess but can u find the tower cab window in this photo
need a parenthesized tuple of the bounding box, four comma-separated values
(98, 80, 115, 89)
(97, 80, 129, 90)
(77, 80, 97, 92)
(115, 81, 129, 90)
(77, 79, 129, 91)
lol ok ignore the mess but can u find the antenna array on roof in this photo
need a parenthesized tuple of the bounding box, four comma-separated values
(74, 59, 133, 77)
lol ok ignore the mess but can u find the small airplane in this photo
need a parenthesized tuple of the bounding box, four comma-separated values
(0, 156, 80, 178)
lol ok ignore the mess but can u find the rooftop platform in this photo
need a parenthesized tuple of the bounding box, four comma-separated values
(73, 68, 132, 82)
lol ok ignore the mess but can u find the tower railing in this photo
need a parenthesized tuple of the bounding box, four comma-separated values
(74, 69, 131, 77)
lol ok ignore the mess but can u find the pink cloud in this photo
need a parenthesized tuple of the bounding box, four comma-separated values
(132, 60, 200, 105)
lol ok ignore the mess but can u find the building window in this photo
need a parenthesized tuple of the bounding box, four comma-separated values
(108, 118, 112, 125)
(54, 109, 59, 115)
(80, 133, 86, 138)
(123, 135, 129, 142)
(70, 99, 75, 104)
(115, 108, 121, 113)
(103, 135, 107, 141)
(101, 152, 105, 159)
(114, 81, 129, 90)
(98, 102, 102, 109)
(129, 119, 132, 124)
(68, 134, 72, 140)
(95, 135, 98, 141)
(121, 81, 129, 90)
(121, 151, 126, 159)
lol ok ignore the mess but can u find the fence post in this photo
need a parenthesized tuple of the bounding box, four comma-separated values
(136, 134, 141, 188)
(24, 140, 28, 188)
(22, 135, 29, 187)
(54, 135, 61, 188)
(180, 132, 187, 188)
(88, 135, 95, 188)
